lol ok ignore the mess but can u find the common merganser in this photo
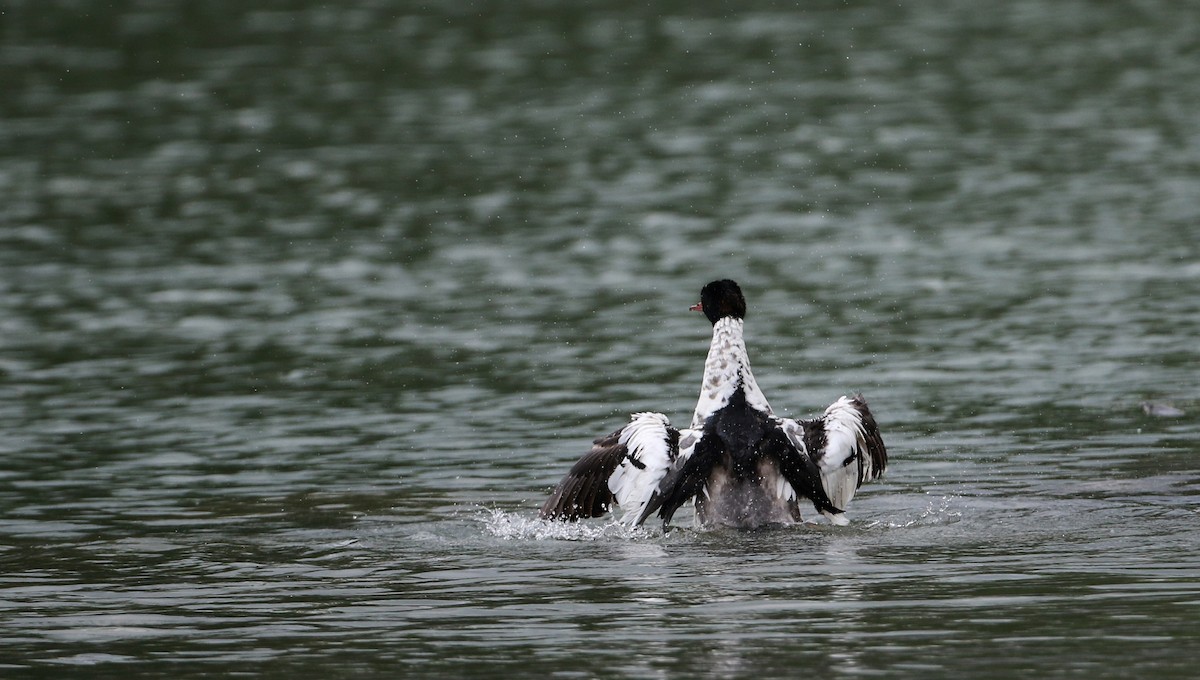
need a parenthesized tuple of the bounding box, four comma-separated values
(540, 279, 887, 529)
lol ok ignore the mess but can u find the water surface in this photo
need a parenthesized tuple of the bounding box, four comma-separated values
(1, 1, 1198, 677)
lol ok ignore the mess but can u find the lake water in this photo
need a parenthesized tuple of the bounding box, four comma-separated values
(2, 1, 1198, 677)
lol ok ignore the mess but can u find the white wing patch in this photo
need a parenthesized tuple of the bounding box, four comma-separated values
(607, 413, 698, 526)
(816, 396, 875, 522)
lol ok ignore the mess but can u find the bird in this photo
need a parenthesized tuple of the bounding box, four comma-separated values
(539, 279, 887, 530)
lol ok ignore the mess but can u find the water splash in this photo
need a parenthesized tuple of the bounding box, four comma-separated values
(870, 494, 962, 529)
(479, 508, 656, 541)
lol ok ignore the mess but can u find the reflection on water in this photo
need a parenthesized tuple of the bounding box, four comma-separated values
(2, 0, 1199, 677)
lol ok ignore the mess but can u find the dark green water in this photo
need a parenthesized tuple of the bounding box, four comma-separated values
(2, 1, 1199, 677)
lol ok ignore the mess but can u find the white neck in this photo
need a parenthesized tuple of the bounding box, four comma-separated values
(691, 317, 772, 428)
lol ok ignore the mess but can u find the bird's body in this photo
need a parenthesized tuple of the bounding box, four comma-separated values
(540, 280, 887, 529)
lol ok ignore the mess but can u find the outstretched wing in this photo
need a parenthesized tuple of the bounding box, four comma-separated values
(775, 394, 887, 524)
(540, 412, 696, 525)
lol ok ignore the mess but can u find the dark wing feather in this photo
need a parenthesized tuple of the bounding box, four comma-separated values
(850, 394, 888, 482)
(539, 429, 626, 521)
